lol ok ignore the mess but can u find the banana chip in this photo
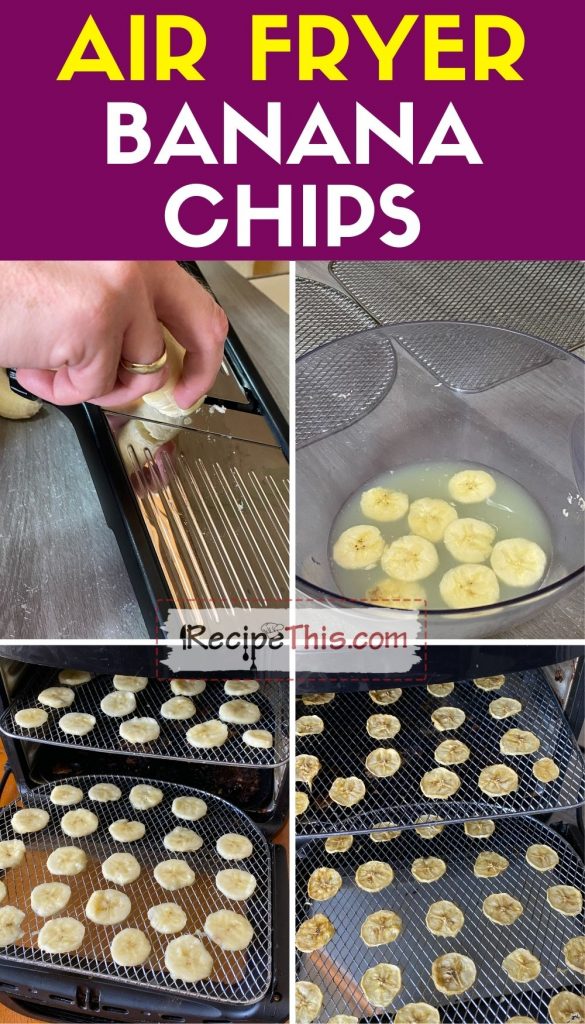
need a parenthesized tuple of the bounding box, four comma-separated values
(548, 991, 585, 1024)
(296, 715, 324, 736)
(295, 913, 335, 952)
(473, 851, 509, 877)
(477, 764, 518, 797)
(547, 885, 582, 917)
(474, 675, 505, 691)
(489, 697, 522, 719)
(532, 757, 560, 783)
(414, 816, 445, 839)
(525, 843, 559, 872)
(365, 747, 401, 777)
(295, 792, 310, 815)
(434, 739, 470, 765)
(564, 936, 585, 974)
(502, 948, 541, 982)
(366, 714, 401, 740)
(296, 755, 321, 788)
(482, 892, 523, 925)
(370, 689, 402, 705)
(411, 856, 447, 883)
(355, 860, 394, 892)
(431, 953, 476, 994)
(499, 728, 540, 755)
(431, 707, 466, 731)
(360, 963, 402, 1006)
(420, 767, 461, 799)
(307, 867, 342, 901)
(427, 683, 455, 697)
(425, 900, 464, 937)
(464, 819, 495, 838)
(302, 693, 335, 705)
(329, 776, 366, 806)
(324, 835, 353, 854)
(394, 1004, 441, 1024)
(295, 981, 324, 1024)
(360, 909, 402, 945)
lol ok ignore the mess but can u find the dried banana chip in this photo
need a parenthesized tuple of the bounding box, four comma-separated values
(564, 936, 585, 974)
(464, 819, 495, 838)
(532, 757, 560, 782)
(502, 948, 541, 982)
(477, 764, 518, 796)
(302, 693, 335, 705)
(355, 860, 394, 892)
(411, 856, 447, 882)
(525, 843, 559, 871)
(549, 991, 585, 1024)
(506, 1017, 537, 1023)
(482, 892, 523, 925)
(366, 713, 401, 740)
(434, 739, 470, 765)
(431, 953, 476, 994)
(307, 867, 342, 901)
(365, 747, 402, 778)
(499, 728, 540, 755)
(420, 767, 461, 799)
(489, 697, 522, 719)
(427, 683, 455, 697)
(295, 981, 324, 1024)
(295, 792, 310, 815)
(414, 816, 445, 839)
(329, 776, 366, 806)
(360, 963, 402, 1006)
(370, 823, 402, 842)
(296, 715, 324, 736)
(547, 885, 582, 917)
(395, 1004, 440, 1024)
(474, 675, 505, 690)
(328, 1017, 358, 1024)
(324, 834, 353, 854)
(425, 900, 464, 937)
(360, 909, 402, 945)
(295, 913, 335, 952)
(296, 755, 321, 788)
(431, 706, 466, 732)
(473, 851, 509, 877)
(370, 689, 402, 705)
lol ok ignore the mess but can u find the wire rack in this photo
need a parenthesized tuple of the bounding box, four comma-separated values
(295, 278, 376, 357)
(295, 672, 585, 837)
(296, 816, 585, 1023)
(1, 677, 289, 768)
(0, 775, 272, 1005)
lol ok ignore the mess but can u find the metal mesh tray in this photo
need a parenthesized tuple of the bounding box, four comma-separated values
(296, 278, 376, 357)
(296, 815, 584, 1023)
(295, 671, 585, 837)
(1, 677, 289, 768)
(0, 774, 272, 1006)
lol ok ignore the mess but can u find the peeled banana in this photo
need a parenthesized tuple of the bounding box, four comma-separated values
(38, 917, 85, 953)
(365, 577, 427, 610)
(102, 852, 142, 885)
(359, 963, 402, 1006)
(411, 856, 447, 882)
(354, 860, 394, 892)
(425, 899, 464, 937)
(366, 713, 401, 739)
(329, 776, 366, 806)
(216, 833, 253, 860)
(172, 796, 207, 821)
(532, 756, 560, 782)
(448, 468, 496, 503)
(434, 739, 470, 765)
(420, 767, 461, 799)
(473, 851, 509, 877)
(295, 913, 335, 952)
(360, 909, 402, 945)
(360, 486, 409, 522)
(31, 882, 71, 917)
(147, 903, 187, 934)
(502, 948, 541, 982)
(394, 1003, 441, 1024)
(215, 868, 257, 900)
(307, 867, 342, 901)
(186, 720, 229, 748)
(296, 715, 324, 736)
(333, 525, 385, 570)
(204, 909, 254, 950)
(86, 889, 132, 926)
(164, 934, 214, 981)
(46, 846, 88, 876)
(546, 884, 582, 916)
(443, 517, 496, 562)
(365, 747, 401, 777)
(431, 952, 476, 994)
(11, 808, 49, 834)
(381, 535, 439, 582)
(525, 843, 559, 871)
(153, 858, 196, 891)
(110, 927, 152, 967)
(408, 496, 458, 543)
(548, 992, 585, 1024)
(295, 981, 323, 1024)
(296, 754, 321, 788)
(477, 764, 518, 796)
(60, 809, 99, 838)
(482, 892, 524, 925)
(491, 538, 547, 588)
(439, 564, 500, 609)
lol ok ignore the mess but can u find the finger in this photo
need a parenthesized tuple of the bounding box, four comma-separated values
(15, 367, 103, 406)
(112, 303, 170, 404)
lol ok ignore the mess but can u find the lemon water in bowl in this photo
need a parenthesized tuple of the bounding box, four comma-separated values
(329, 461, 553, 612)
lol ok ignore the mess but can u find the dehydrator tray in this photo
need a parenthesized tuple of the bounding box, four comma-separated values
(296, 816, 585, 1023)
(295, 672, 585, 837)
(296, 278, 376, 357)
(0, 677, 289, 768)
(0, 774, 272, 1006)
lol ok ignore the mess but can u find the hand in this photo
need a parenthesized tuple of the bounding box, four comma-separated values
(1, 261, 227, 408)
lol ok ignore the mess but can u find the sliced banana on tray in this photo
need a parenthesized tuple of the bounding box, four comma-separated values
(473, 851, 509, 877)
(525, 843, 559, 871)
(295, 792, 310, 815)
(370, 689, 402, 705)
(0, 840, 26, 869)
(365, 578, 427, 610)
(427, 682, 455, 697)
(165, 934, 214, 981)
(170, 678, 205, 696)
(443, 517, 496, 562)
(11, 808, 49, 834)
(411, 856, 447, 883)
(295, 981, 324, 1024)
(164, 827, 203, 853)
(296, 715, 325, 736)
(365, 747, 401, 777)
(129, 784, 163, 810)
(360, 486, 409, 522)
(425, 899, 464, 937)
(482, 892, 524, 925)
(324, 834, 353, 854)
(59, 713, 96, 736)
(366, 713, 401, 739)
(329, 776, 366, 806)
(38, 686, 75, 708)
(102, 852, 142, 885)
(381, 535, 439, 581)
(491, 537, 547, 587)
(218, 698, 261, 725)
(50, 785, 84, 806)
(420, 767, 461, 799)
(113, 675, 148, 692)
(204, 909, 254, 950)
(0, 906, 25, 945)
(154, 859, 196, 891)
(86, 889, 132, 926)
(502, 948, 541, 982)
(474, 675, 506, 691)
(499, 727, 540, 755)
(119, 717, 160, 744)
(434, 739, 470, 765)
(464, 819, 495, 838)
(432, 952, 476, 995)
(360, 963, 402, 1006)
(47, 846, 87, 876)
(548, 991, 585, 1024)
(186, 720, 229, 748)
(328, 1016, 359, 1024)
(88, 783, 122, 802)
(370, 823, 402, 842)
(215, 868, 257, 900)
(414, 816, 445, 838)
(38, 917, 85, 954)
(431, 706, 466, 731)
(394, 1004, 441, 1024)
(58, 669, 92, 686)
(355, 860, 394, 892)
(477, 764, 518, 796)
(448, 468, 496, 504)
(100, 691, 137, 717)
(408, 496, 457, 543)
(108, 819, 146, 842)
(61, 809, 99, 838)
(360, 909, 402, 946)
(547, 884, 583, 916)
(333, 524, 385, 570)
(296, 755, 321, 788)
(439, 564, 500, 609)
(216, 833, 253, 860)
(14, 708, 48, 729)
(532, 756, 560, 782)
(307, 867, 342, 901)
(160, 696, 196, 720)
(172, 796, 207, 821)
(295, 913, 335, 952)
(148, 902, 187, 935)
(110, 928, 151, 967)
(302, 693, 335, 705)
(243, 729, 273, 748)
(564, 936, 585, 974)
(489, 697, 522, 719)
(30, 881, 72, 917)
(224, 680, 259, 695)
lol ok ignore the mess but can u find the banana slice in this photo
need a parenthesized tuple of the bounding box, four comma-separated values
(170, 678, 206, 696)
(411, 857, 447, 882)
(415, 816, 445, 838)
(295, 981, 323, 1024)
(295, 792, 310, 815)
(365, 747, 402, 777)
(427, 683, 455, 697)
(88, 783, 122, 802)
(86, 889, 132, 925)
(502, 948, 541, 982)
(160, 696, 196, 720)
(328, 1017, 358, 1024)
(295, 913, 335, 951)
(365, 578, 427, 610)
(165, 934, 213, 981)
(482, 892, 523, 925)
(366, 714, 401, 739)
(58, 669, 91, 686)
(307, 867, 342, 901)
(361, 486, 409, 522)
(431, 706, 466, 732)
(0, 906, 25, 945)
(243, 729, 273, 748)
(38, 686, 75, 708)
(434, 739, 470, 765)
(102, 853, 141, 885)
(507, 1017, 537, 1023)
(47, 846, 87, 876)
(499, 728, 540, 755)
(119, 717, 160, 744)
(204, 909, 254, 951)
(302, 693, 335, 705)
(370, 689, 402, 705)
(329, 776, 366, 806)
(440, 564, 500, 609)
(100, 691, 137, 717)
(360, 909, 402, 945)
(148, 903, 187, 935)
(38, 917, 85, 953)
(0, 840, 26, 869)
(154, 859, 196, 891)
(15, 708, 48, 729)
(110, 928, 151, 967)
(216, 869, 257, 901)
(296, 755, 321, 788)
(108, 819, 146, 842)
(223, 680, 258, 696)
(296, 715, 325, 736)
(219, 698, 261, 725)
(564, 936, 585, 974)
(431, 953, 476, 994)
(381, 535, 439, 581)
(360, 963, 402, 1006)
(370, 823, 402, 842)
(547, 885, 582, 916)
(164, 827, 203, 853)
(549, 992, 585, 1024)
(61, 809, 99, 838)
(216, 833, 254, 860)
(489, 697, 522, 719)
(474, 675, 506, 690)
(0, 882, 8, 905)
(355, 860, 394, 892)
(420, 767, 461, 799)
(50, 785, 84, 806)
(533, 757, 560, 782)
(525, 843, 559, 871)
(172, 796, 208, 821)
(324, 835, 353, 853)
(129, 785, 164, 811)
(448, 469, 496, 504)
(394, 1004, 440, 1024)
(31, 883, 71, 917)
(464, 819, 495, 838)
(12, 808, 49, 834)
(443, 517, 496, 563)
(408, 497, 458, 543)
(59, 712, 96, 736)
(473, 851, 509, 877)
(425, 900, 464, 937)
(186, 720, 229, 748)
(113, 675, 148, 692)
(491, 538, 547, 588)
(478, 764, 518, 796)
(333, 524, 385, 570)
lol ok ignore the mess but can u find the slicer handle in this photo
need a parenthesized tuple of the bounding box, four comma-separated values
(6, 367, 39, 403)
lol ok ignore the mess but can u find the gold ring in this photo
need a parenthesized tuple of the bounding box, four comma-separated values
(120, 348, 168, 375)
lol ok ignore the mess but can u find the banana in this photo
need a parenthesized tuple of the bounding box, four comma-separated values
(295, 792, 310, 815)
(38, 686, 75, 708)
(110, 928, 152, 967)
(360, 963, 402, 1006)
(431, 953, 476, 994)
(360, 909, 402, 945)
(86, 889, 132, 926)
(295, 913, 335, 952)
(100, 691, 137, 717)
(434, 739, 470, 765)
(160, 696, 196, 720)
(329, 776, 366, 806)
(427, 683, 454, 697)
(489, 697, 522, 719)
(0, 906, 25, 945)
(354, 860, 394, 892)
(381, 536, 439, 582)
(365, 747, 401, 778)
(549, 992, 585, 1024)
(216, 833, 253, 860)
(411, 856, 447, 883)
(31, 882, 71, 917)
(295, 981, 323, 1024)
(333, 525, 385, 570)
(324, 835, 353, 853)
(464, 819, 495, 838)
(328, 1017, 358, 1024)
(224, 680, 259, 695)
(360, 486, 409, 522)
(439, 564, 500, 609)
(88, 783, 122, 802)
(243, 729, 273, 748)
(129, 785, 164, 810)
(414, 816, 445, 839)
(499, 728, 540, 755)
(154, 859, 196, 891)
(186, 720, 229, 748)
(58, 669, 91, 686)
(302, 693, 335, 705)
(204, 909, 254, 951)
(15, 708, 48, 729)
(408, 497, 458, 543)
(307, 867, 342, 901)
(564, 936, 585, 974)
(102, 853, 141, 885)
(365, 578, 427, 610)
(0, 881, 6, 903)
(443, 517, 496, 563)
(50, 785, 84, 806)
(477, 764, 518, 796)
(491, 538, 547, 588)
(370, 823, 402, 842)
(113, 675, 148, 692)
(296, 715, 325, 736)
(420, 767, 461, 799)
(532, 757, 560, 782)
(296, 755, 321, 788)
(482, 892, 523, 925)
(215, 868, 257, 900)
(370, 689, 402, 705)
(502, 948, 541, 982)
(474, 675, 506, 690)
(425, 900, 464, 937)
(61, 809, 99, 838)
(525, 843, 559, 871)
(108, 819, 146, 842)
(165, 934, 213, 981)
(46, 846, 87, 876)
(119, 717, 160, 744)
(38, 917, 85, 953)
(547, 885, 582, 916)
(394, 1004, 441, 1024)
(11, 808, 49, 834)
(448, 469, 496, 504)
(0, 368, 42, 419)
(164, 827, 203, 853)
(366, 714, 401, 739)
(170, 678, 206, 695)
(507, 1018, 537, 1023)
(431, 706, 466, 731)
(147, 903, 187, 935)
(473, 851, 509, 877)
(59, 713, 96, 736)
